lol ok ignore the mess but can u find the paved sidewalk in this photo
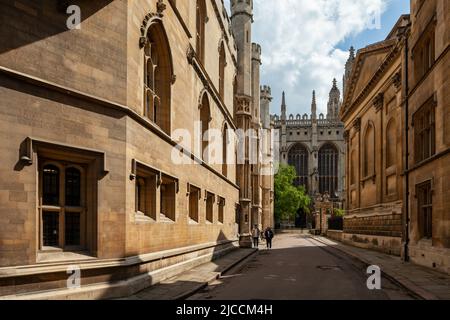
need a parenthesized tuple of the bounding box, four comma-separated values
(120, 248, 257, 300)
(313, 235, 450, 300)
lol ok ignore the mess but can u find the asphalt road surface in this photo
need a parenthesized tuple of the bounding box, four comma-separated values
(188, 233, 416, 300)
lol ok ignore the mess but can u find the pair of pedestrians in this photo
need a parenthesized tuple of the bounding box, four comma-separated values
(251, 225, 275, 249)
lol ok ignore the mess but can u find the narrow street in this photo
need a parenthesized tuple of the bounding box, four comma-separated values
(188, 233, 416, 300)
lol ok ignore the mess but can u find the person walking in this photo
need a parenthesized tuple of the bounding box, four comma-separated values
(251, 225, 260, 248)
(264, 227, 274, 249)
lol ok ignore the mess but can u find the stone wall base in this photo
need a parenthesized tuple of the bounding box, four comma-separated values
(409, 241, 450, 275)
(340, 233, 402, 256)
(0, 240, 238, 300)
(326, 230, 343, 242)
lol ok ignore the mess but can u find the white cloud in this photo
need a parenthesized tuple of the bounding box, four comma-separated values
(225, 0, 388, 115)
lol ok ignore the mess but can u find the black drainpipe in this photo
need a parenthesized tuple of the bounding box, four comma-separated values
(403, 26, 410, 262)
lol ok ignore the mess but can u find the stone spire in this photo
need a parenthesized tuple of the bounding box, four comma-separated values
(328, 78, 341, 119)
(343, 46, 356, 95)
(311, 90, 317, 119)
(281, 91, 287, 121)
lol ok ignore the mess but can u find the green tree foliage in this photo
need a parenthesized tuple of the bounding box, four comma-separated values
(274, 164, 311, 223)
(333, 208, 345, 217)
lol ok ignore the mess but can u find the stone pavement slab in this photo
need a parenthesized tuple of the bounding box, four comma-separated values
(314, 236, 450, 300)
(120, 248, 257, 300)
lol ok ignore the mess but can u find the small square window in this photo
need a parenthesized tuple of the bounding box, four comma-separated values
(160, 175, 177, 222)
(135, 166, 157, 221)
(206, 192, 215, 223)
(218, 197, 225, 224)
(189, 185, 200, 223)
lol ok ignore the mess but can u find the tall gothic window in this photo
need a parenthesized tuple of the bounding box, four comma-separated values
(318, 143, 338, 198)
(196, 0, 207, 65)
(288, 144, 309, 191)
(143, 22, 172, 134)
(219, 42, 226, 100)
(363, 122, 375, 178)
(222, 124, 229, 177)
(200, 93, 211, 162)
(414, 97, 435, 163)
(417, 181, 433, 239)
(413, 20, 435, 84)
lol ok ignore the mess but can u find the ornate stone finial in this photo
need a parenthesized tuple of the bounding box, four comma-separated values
(349, 46, 355, 59)
(311, 90, 317, 119)
(332, 78, 338, 89)
(281, 91, 287, 121)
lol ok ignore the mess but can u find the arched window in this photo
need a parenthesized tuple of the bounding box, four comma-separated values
(200, 93, 211, 162)
(288, 144, 309, 190)
(222, 123, 229, 177)
(363, 123, 375, 177)
(196, 0, 207, 65)
(219, 42, 226, 100)
(386, 119, 397, 168)
(143, 21, 172, 134)
(319, 143, 339, 198)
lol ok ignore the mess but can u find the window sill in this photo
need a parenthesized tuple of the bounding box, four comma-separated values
(135, 213, 156, 224)
(37, 251, 96, 263)
(159, 214, 175, 223)
(188, 219, 199, 225)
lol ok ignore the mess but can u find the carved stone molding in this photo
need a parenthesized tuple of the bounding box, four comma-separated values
(187, 45, 195, 65)
(392, 71, 401, 90)
(139, 4, 166, 49)
(343, 130, 350, 142)
(353, 118, 361, 132)
(156, 0, 166, 15)
(373, 92, 384, 112)
(235, 95, 252, 115)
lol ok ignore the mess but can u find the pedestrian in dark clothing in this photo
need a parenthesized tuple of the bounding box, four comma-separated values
(264, 227, 274, 249)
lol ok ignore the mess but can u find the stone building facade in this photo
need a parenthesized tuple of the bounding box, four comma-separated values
(340, 15, 410, 256)
(341, 0, 450, 274)
(273, 81, 346, 211)
(0, 0, 273, 298)
(405, 0, 450, 274)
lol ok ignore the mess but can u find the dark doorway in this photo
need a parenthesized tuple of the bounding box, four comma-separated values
(295, 208, 307, 228)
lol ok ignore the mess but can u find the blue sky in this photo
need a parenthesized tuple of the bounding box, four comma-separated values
(337, 1, 410, 52)
(224, 0, 410, 116)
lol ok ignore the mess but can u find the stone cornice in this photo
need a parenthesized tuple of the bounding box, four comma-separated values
(340, 40, 402, 121)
